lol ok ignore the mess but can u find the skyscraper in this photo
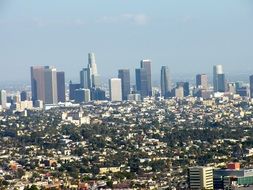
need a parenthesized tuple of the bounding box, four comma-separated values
(88, 53, 98, 75)
(250, 75, 253, 98)
(44, 66, 58, 104)
(88, 53, 100, 88)
(196, 74, 208, 89)
(80, 68, 90, 89)
(57, 71, 66, 102)
(31, 66, 45, 103)
(109, 78, 122, 101)
(213, 65, 225, 92)
(140, 60, 152, 96)
(217, 73, 226, 92)
(118, 69, 130, 100)
(0, 90, 7, 109)
(31, 66, 58, 105)
(160, 66, 172, 98)
(135, 68, 148, 98)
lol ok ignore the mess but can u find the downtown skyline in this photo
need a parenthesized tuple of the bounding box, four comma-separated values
(23, 52, 253, 105)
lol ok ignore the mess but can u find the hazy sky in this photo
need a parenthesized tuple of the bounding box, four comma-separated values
(0, 0, 253, 82)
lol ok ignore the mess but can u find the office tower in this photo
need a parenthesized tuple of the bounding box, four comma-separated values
(44, 66, 58, 104)
(118, 69, 130, 100)
(196, 74, 208, 89)
(69, 81, 81, 101)
(74, 89, 90, 103)
(195, 74, 211, 98)
(57, 71, 66, 102)
(217, 74, 226, 92)
(213, 65, 226, 92)
(88, 53, 98, 75)
(160, 66, 172, 98)
(176, 82, 190, 97)
(20, 91, 28, 101)
(31, 66, 58, 104)
(0, 90, 7, 109)
(250, 75, 253, 98)
(109, 78, 122, 101)
(31, 66, 46, 103)
(188, 166, 214, 190)
(80, 68, 89, 89)
(135, 68, 148, 98)
(91, 88, 106, 101)
(87, 53, 100, 88)
(140, 60, 152, 96)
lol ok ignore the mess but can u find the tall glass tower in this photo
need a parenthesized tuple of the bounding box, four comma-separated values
(213, 65, 225, 92)
(135, 68, 148, 98)
(160, 66, 172, 98)
(118, 69, 130, 100)
(140, 60, 152, 96)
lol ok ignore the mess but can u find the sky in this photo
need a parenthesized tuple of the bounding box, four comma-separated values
(0, 0, 253, 83)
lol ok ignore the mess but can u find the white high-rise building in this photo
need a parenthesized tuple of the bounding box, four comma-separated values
(0, 90, 7, 109)
(109, 78, 122, 101)
(44, 66, 58, 104)
(188, 166, 214, 190)
(87, 53, 100, 88)
(88, 53, 98, 75)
